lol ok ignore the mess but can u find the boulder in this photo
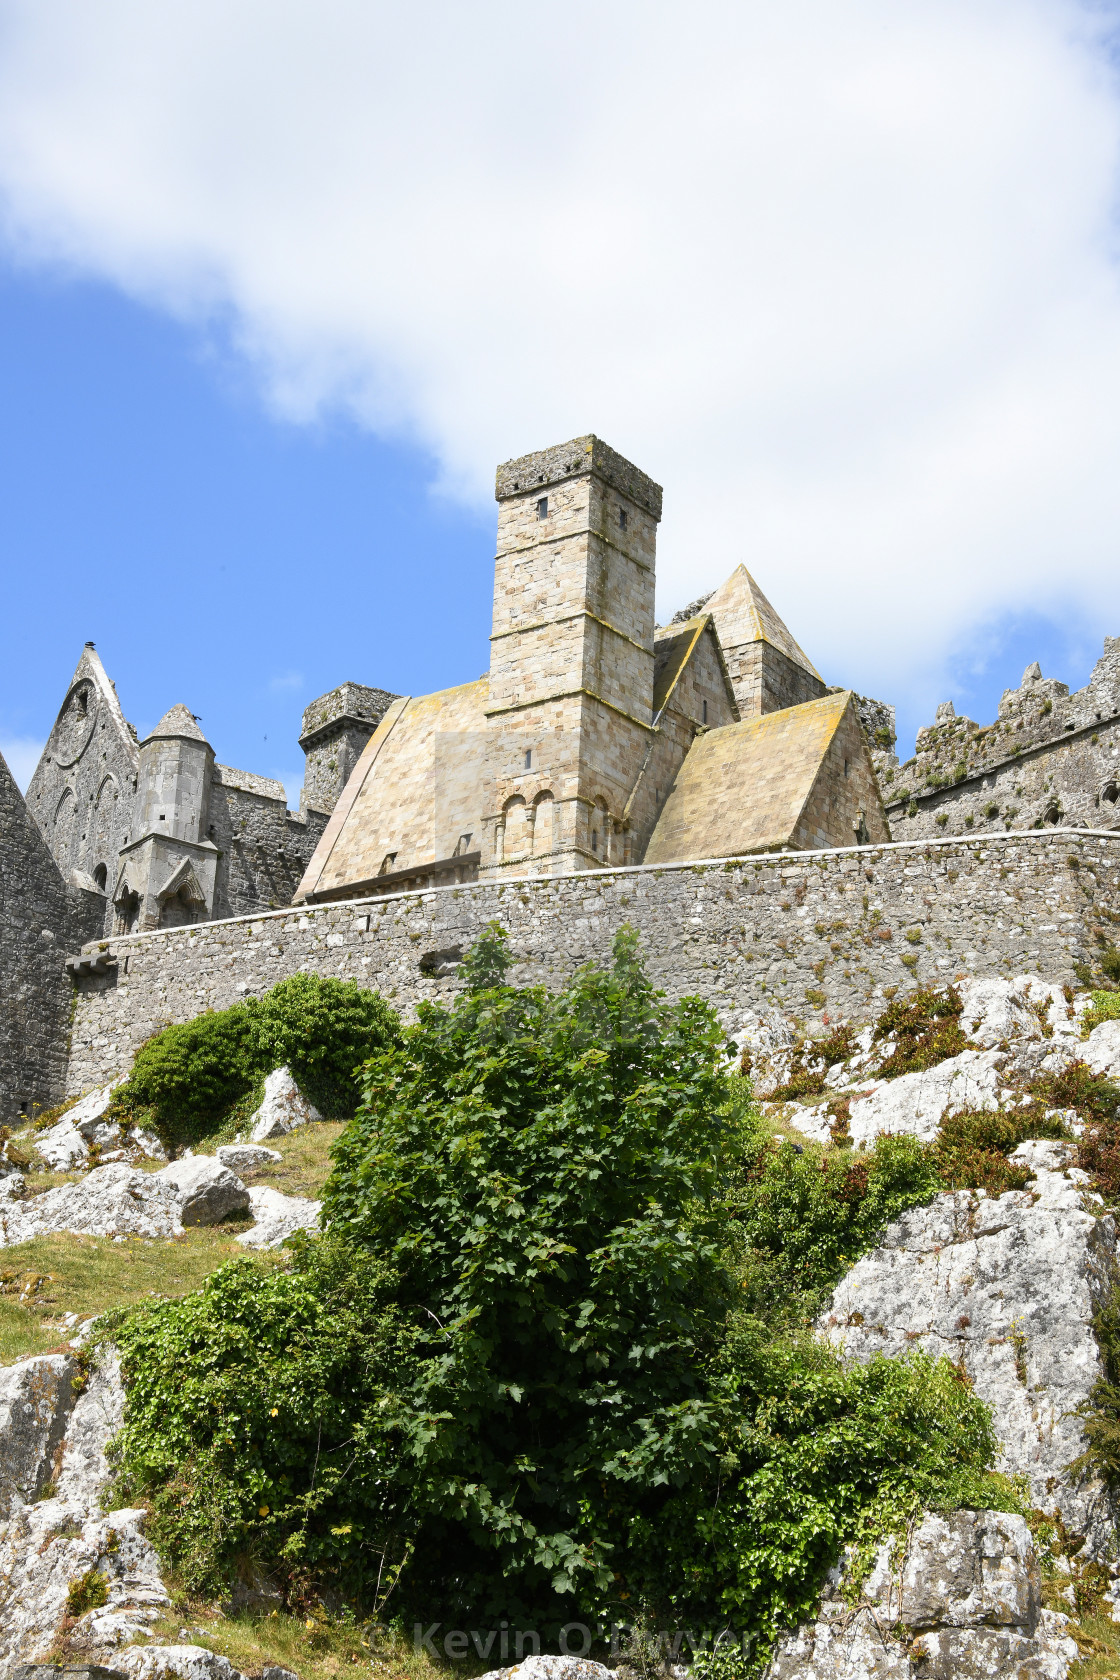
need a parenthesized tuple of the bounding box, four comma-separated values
(959, 977, 1045, 1048)
(155, 1159, 249, 1227)
(0, 1164, 185, 1244)
(236, 1186, 320, 1249)
(821, 1181, 1118, 1552)
(215, 1143, 282, 1173)
(1084, 1018, 1120, 1082)
(0, 1356, 77, 1517)
(117, 1650, 247, 1680)
(0, 1353, 173, 1668)
(248, 1068, 321, 1142)
(33, 1120, 88, 1171)
(476, 1663, 618, 1680)
(768, 1510, 1077, 1679)
(792, 1048, 1007, 1147)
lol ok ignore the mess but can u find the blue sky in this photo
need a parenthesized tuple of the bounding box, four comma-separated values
(0, 267, 494, 802)
(2, 1, 1120, 798)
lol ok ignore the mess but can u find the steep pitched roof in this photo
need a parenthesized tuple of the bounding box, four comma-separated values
(145, 704, 209, 744)
(643, 690, 888, 862)
(653, 614, 737, 720)
(703, 565, 822, 680)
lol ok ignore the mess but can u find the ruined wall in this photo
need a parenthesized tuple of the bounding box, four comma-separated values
(67, 829, 1120, 1095)
(208, 770, 329, 918)
(1, 750, 105, 1120)
(886, 641, 1120, 841)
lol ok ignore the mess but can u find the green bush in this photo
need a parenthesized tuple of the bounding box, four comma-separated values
(1084, 991, 1120, 1034)
(114, 974, 400, 1147)
(247, 973, 400, 1117)
(109, 926, 1005, 1658)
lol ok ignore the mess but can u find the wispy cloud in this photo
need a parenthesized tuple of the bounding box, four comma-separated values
(0, 736, 44, 792)
(0, 1, 1119, 715)
(268, 671, 305, 694)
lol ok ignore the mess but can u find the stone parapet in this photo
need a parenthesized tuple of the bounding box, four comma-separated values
(495, 435, 663, 520)
(66, 830, 1120, 1096)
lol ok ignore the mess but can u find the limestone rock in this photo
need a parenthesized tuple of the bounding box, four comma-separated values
(475, 1662, 618, 1680)
(236, 1186, 320, 1249)
(1084, 1018, 1120, 1081)
(215, 1143, 281, 1173)
(0, 1165, 185, 1245)
(117, 1648, 247, 1680)
(33, 1120, 88, 1171)
(0, 1353, 173, 1671)
(0, 1357, 76, 1517)
(0, 1178, 25, 1203)
(821, 1185, 1117, 1551)
(248, 1068, 321, 1142)
(792, 1049, 1007, 1147)
(154, 1159, 248, 1227)
(958, 977, 1044, 1048)
(768, 1510, 1077, 1679)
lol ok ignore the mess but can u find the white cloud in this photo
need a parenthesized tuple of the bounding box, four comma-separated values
(0, 0, 1119, 712)
(268, 671, 304, 694)
(0, 736, 44, 792)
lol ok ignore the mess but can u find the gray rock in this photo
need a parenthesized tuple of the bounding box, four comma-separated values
(475, 1663, 617, 1680)
(0, 1356, 77, 1517)
(154, 1158, 249, 1227)
(793, 1048, 1007, 1147)
(236, 1186, 320, 1249)
(821, 1185, 1117, 1551)
(1084, 1018, 1120, 1081)
(215, 1144, 281, 1172)
(0, 1165, 185, 1244)
(0, 1353, 173, 1670)
(117, 1650, 246, 1680)
(33, 1120, 88, 1171)
(248, 1068, 321, 1142)
(768, 1511, 1077, 1679)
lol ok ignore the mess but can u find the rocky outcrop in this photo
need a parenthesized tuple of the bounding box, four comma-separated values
(35, 1089, 165, 1173)
(0, 1352, 173, 1671)
(153, 1159, 249, 1228)
(0, 1166, 187, 1244)
(248, 1069, 321, 1142)
(236, 1187, 320, 1250)
(0, 1358, 76, 1516)
(794, 1048, 1008, 1146)
(214, 1144, 280, 1172)
(768, 1510, 1077, 1679)
(821, 1169, 1117, 1551)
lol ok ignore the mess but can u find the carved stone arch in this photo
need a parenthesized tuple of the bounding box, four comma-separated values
(156, 858, 207, 928)
(502, 794, 531, 859)
(532, 790, 556, 856)
(113, 868, 141, 934)
(95, 772, 119, 809)
(52, 787, 77, 867)
(1098, 778, 1119, 810)
(52, 680, 98, 766)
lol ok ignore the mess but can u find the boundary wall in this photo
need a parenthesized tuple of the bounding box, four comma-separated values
(66, 830, 1120, 1094)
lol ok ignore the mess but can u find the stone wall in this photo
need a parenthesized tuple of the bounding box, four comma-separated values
(67, 828, 1120, 1095)
(209, 776, 329, 919)
(884, 638, 1120, 841)
(1, 750, 105, 1120)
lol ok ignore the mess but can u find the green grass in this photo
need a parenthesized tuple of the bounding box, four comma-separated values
(0, 1122, 342, 1365)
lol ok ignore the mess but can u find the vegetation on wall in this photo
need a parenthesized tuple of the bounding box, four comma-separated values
(106, 926, 1011, 1667)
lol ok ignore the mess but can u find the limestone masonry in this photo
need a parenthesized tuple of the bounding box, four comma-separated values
(67, 830, 1120, 1095)
(4, 429, 1120, 1115)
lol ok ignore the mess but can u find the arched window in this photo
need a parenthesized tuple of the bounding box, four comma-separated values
(115, 888, 140, 934)
(532, 792, 555, 857)
(503, 795, 530, 859)
(92, 862, 108, 891)
(53, 789, 77, 867)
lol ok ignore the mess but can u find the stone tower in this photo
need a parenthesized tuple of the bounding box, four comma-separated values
(113, 704, 219, 931)
(703, 565, 826, 718)
(482, 435, 662, 877)
(299, 681, 400, 814)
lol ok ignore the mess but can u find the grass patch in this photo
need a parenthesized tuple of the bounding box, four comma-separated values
(248, 1122, 347, 1199)
(1084, 991, 1120, 1036)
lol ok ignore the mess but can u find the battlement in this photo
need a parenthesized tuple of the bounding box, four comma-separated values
(495, 434, 663, 520)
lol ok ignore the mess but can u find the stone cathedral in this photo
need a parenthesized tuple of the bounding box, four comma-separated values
(14, 430, 1120, 949)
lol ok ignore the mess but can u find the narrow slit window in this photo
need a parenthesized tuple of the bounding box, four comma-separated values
(536, 496, 548, 520)
(591, 831, 598, 853)
(619, 507, 628, 531)
(702, 700, 708, 724)
(524, 749, 532, 770)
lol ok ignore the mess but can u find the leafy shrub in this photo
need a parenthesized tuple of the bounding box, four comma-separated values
(110, 926, 1005, 1657)
(1084, 991, 1120, 1034)
(873, 986, 966, 1077)
(247, 974, 400, 1117)
(765, 1023, 855, 1103)
(114, 975, 399, 1146)
(932, 1108, 1070, 1195)
(65, 1566, 109, 1616)
(121, 1006, 258, 1146)
(108, 1240, 417, 1603)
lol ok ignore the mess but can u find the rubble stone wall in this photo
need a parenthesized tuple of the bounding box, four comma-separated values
(67, 829, 1120, 1094)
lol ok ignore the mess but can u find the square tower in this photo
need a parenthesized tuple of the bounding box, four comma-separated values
(483, 435, 662, 877)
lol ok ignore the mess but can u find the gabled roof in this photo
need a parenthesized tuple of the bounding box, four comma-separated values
(644, 690, 888, 862)
(703, 565, 822, 680)
(145, 704, 209, 745)
(653, 614, 737, 720)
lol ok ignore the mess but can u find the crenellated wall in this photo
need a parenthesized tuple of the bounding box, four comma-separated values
(65, 828, 1120, 1097)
